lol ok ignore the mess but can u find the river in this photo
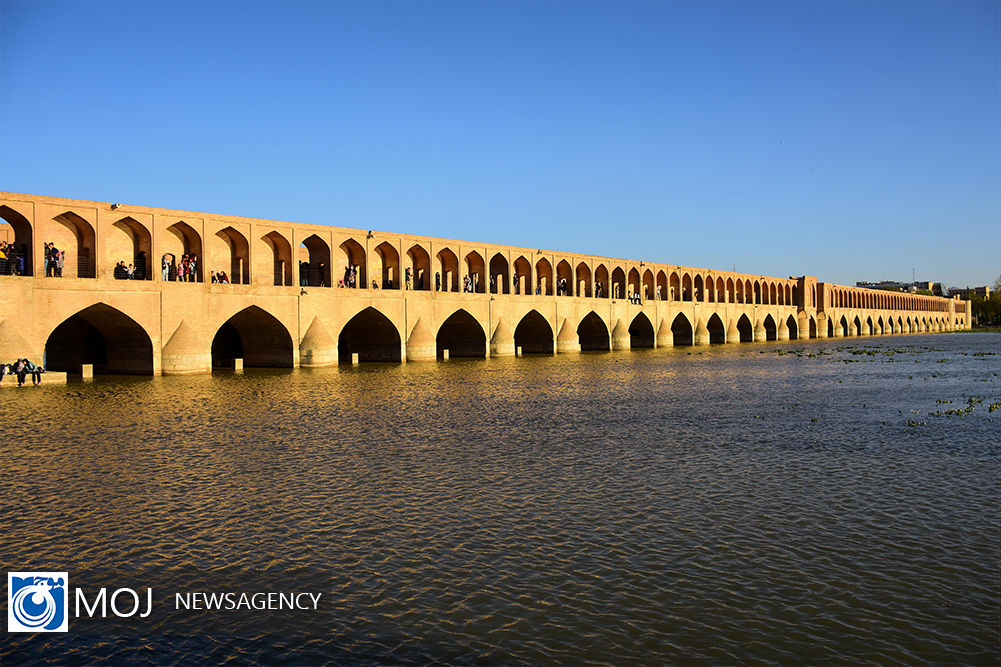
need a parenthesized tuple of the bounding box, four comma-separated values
(2, 333, 999, 664)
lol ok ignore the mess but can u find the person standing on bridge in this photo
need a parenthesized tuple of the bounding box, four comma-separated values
(405, 267, 412, 290)
(435, 272, 441, 291)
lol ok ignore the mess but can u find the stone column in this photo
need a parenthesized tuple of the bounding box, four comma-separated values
(299, 316, 338, 367)
(490, 318, 515, 357)
(656, 317, 673, 347)
(726, 318, 741, 344)
(556, 318, 580, 353)
(405, 317, 436, 362)
(610, 319, 630, 350)
(694, 319, 710, 345)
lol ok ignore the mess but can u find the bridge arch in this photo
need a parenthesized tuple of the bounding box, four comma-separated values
(339, 238, 367, 288)
(212, 305, 294, 368)
(436, 247, 459, 291)
(656, 271, 668, 301)
(694, 275, 704, 302)
(707, 313, 726, 344)
(611, 267, 626, 299)
(53, 211, 97, 278)
(595, 264, 609, 298)
(513, 255, 531, 294)
(261, 231, 292, 286)
(514, 310, 553, 354)
(407, 244, 431, 290)
(437, 309, 486, 358)
(536, 257, 553, 295)
(853, 315, 863, 336)
(45, 303, 154, 375)
(737, 314, 753, 342)
(165, 221, 202, 281)
(338, 307, 401, 362)
(575, 262, 592, 298)
(762, 314, 777, 341)
(577, 311, 610, 351)
(627, 268, 640, 298)
(299, 235, 330, 287)
(0, 205, 33, 275)
(213, 226, 250, 284)
(682, 273, 693, 302)
(628, 312, 654, 348)
(373, 241, 400, 289)
(642, 270, 654, 300)
(671, 313, 693, 345)
(109, 216, 152, 280)
(464, 251, 485, 292)
(705, 275, 715, 302)
(808, 316, 817, 338)
(785, 314, 798, 340)
(556, 260, 573, 296)
(489, 252, 510, 294)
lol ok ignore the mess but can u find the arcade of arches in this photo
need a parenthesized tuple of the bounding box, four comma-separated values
(0, 192, 971, 377)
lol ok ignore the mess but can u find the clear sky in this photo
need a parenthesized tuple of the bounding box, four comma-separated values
(1, 1, 998, 288)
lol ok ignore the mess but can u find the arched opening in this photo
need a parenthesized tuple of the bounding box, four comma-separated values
(763, 314, 777, 341)
(595, 264, 609, 299)
(577, 312, 610, 351)
(437, 309, 486, 358)
(643, 270, 655, 301)
(744, 281, 753, 305)
(373, 241, 400, 289)
(575, 262, 592, 298)
(262, 231, 292, 286)
(45, 303, 153, 375)
(513, 256, 532, 295)
(299, 235, 330, 287)
(514, 310, 553, 354)
(656, 271, 668, 301)
(611, 267, 626, 299)
(876, 317, 884, 335)
(753, 282, 762, 305)
(164, 221, 202, 282)
(865, 316, 874, 336)
(671, 313, 693, 346)
(0, 205, 33, 275)
(52, 211, 97, 278)
(682, 274, 693, 301)
(840, 316, 849, 336)
(786, 315, 798, 340)
(716, 277, 725, 303)
(627, 268, 641, 299)
(556, 260, 573, 296)
(338, 307, 400, 362)
(670, 272, 681, 301)
(211, 306, 294, 369)
(464, 251, 485, 293)
(407, 244, 431, 290)
(213, 226, 250, 284)
(707, 314, 726, 344)
(809, 317, 817, 338)
(109, 216, 152, 280)
(489, 253, 510, 294)
(705, 275, 715, 302)
(792, 285, 800, 307)
(536, 257, 553, 296)
(726, 278, 735, 303)
(737, 314, 753, 342)
(628, 313, 655, 348)
(853, 316, 862, 336)
(339, 239, 366, 288)
(436, 248, 459, 292)
(694, 275, 705, 302)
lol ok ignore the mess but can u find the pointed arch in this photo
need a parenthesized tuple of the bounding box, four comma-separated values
(514, 310, 553, 354)
(338, 307, 401, 362)
(164, 221, 202, 282)
(373, 241, 400, 289)
(628, 312, 655, 348)
(407, 244, 431, 290)
(737, 314, 753, 342)
(642, 269, 655, 301)
(513, 255, 532, 295)
(299, 235, 330, 287)
(627, 267, 641, 299)
(45, 303, 154, 375)
(261, 231, 292, 286)
(762, 314, 777, 341)
(853, 315, 863, 336)
(575, 262, 592, 298)
(670, 271, 681, 302)
(671, 313, 694, 346)
(706, 313, 726, 344)
(53, 211, 97, 278)
(212, 305, 294, 368)
(109, 216, 152, 280)
(726, 277, 735, 303)
(489, 252, 510, 294)
(535, 257, 554, 296)
(556, 259, 573, 296)
(682, 273, 693, 302)
(214, 226, 250, 284)
(656, 270, 668, 301)
(436, 247, 459, 292)
(694, 275, 705, 302)
(437, 309, 486, 358)
(785, 315, 798, 340)
(339, 238, 367, 288)
(611, 267, 626, 300)
(808, 316, 817, 339)
(706, 275, 715, 302)
(595, 264, 610, 299)
(577, 312, 609, 351)
(0, 205, 33, 275)
(464, 251, 485, 292)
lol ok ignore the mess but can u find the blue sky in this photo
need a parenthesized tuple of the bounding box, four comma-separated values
(1, 1, 998, 287)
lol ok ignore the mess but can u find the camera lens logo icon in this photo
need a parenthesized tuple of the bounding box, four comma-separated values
(7, 572, 68, 632)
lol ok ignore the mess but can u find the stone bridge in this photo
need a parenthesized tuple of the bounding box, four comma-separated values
(0, 192, 970, 376)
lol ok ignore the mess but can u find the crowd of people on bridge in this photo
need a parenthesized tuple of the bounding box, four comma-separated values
(210, 270, 231, 284)
(1, 359, 44, 387)
(0, 241, 27, 275)
(44, 242, 65, 277)
(161, 253, 198, 282)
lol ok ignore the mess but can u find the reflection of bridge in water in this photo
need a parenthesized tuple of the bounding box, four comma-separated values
(0, 192, 971, 376)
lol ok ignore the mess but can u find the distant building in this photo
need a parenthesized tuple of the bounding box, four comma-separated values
(950, 286, 990, 300)
(855, 280, 945, 296)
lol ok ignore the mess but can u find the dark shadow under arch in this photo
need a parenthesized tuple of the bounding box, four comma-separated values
(763, 314, 777, 341)
(338, 307, 401, 362)
(671, 313, 693, 346)
(45, 303, 153, 375)
(737, 314, 753, 342)
(437, 309, 486, 358)
(628, 313, 655, 348)
(514, 310, 553, 354)
(578, 312, 609, 351)
(212, 306, 294, 368)
(706, 314, 726, 344)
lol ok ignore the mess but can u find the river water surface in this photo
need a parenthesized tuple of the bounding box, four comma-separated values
(2, 333, 999, 664)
